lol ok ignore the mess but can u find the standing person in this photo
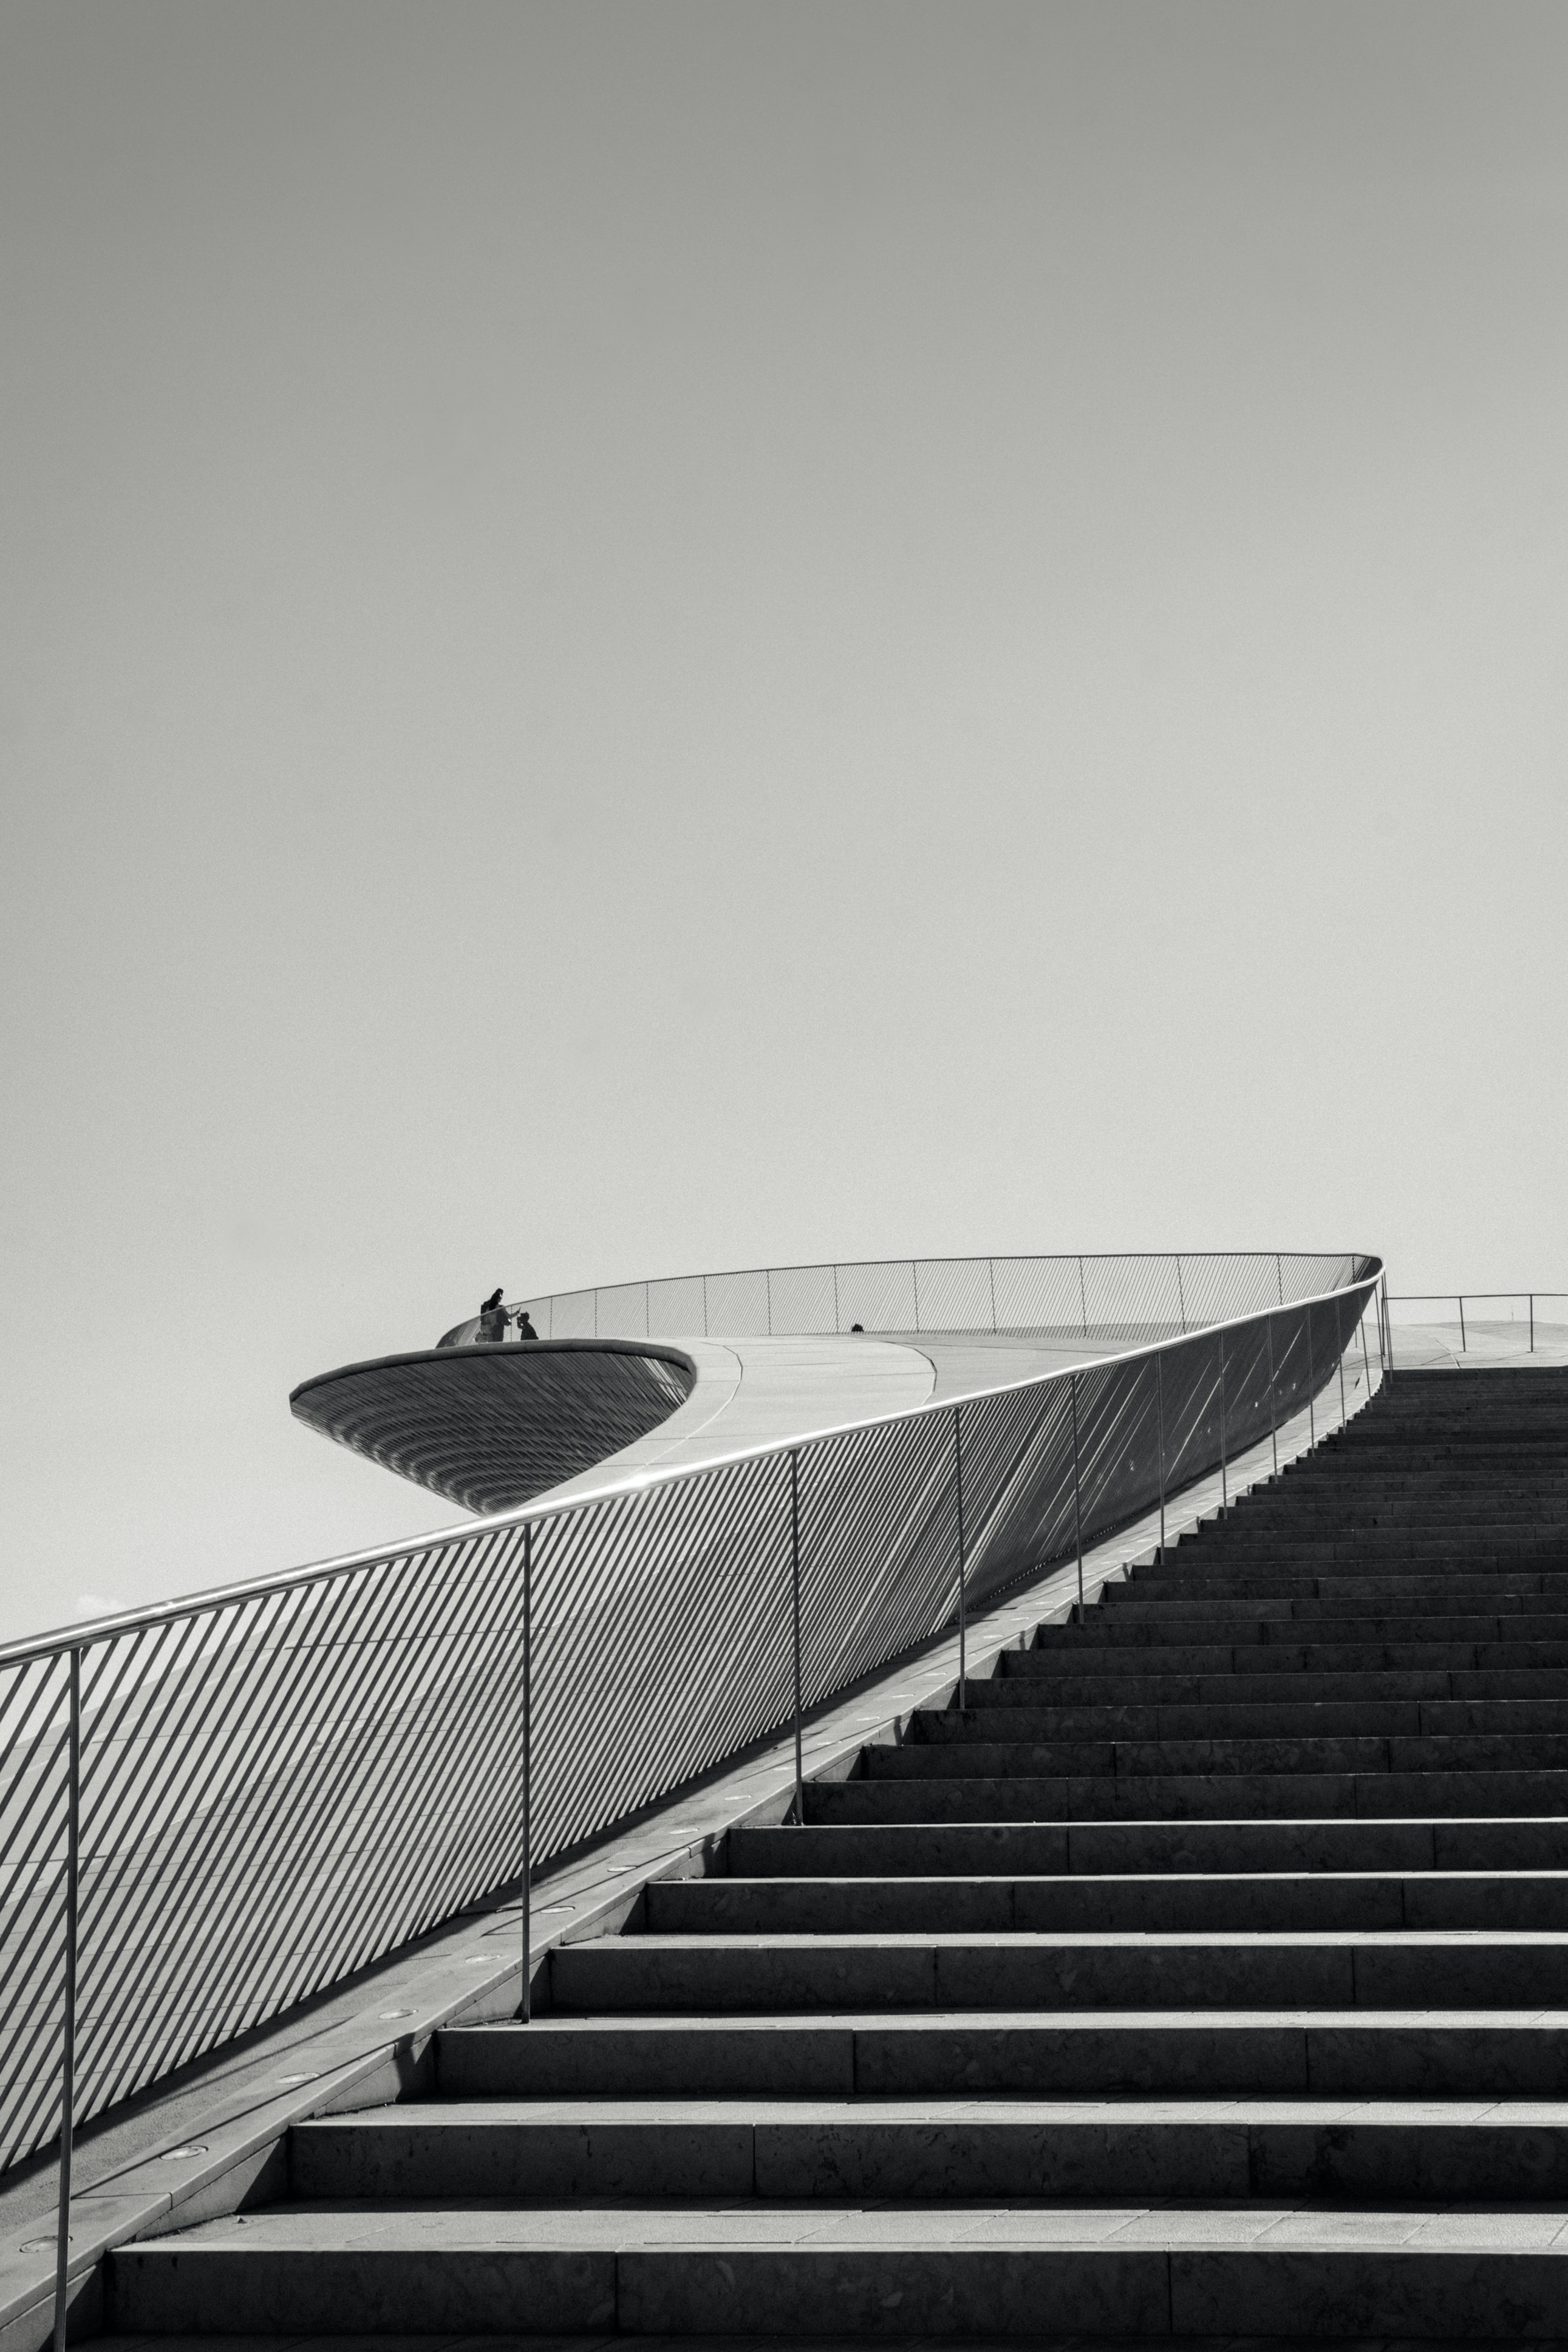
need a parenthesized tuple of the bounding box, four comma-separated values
(478, 1287, 507, 1343)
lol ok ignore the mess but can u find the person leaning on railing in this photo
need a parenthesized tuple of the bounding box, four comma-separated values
(477, 1287, 506, 1343)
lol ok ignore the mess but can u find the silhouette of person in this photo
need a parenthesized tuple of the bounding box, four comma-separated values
(514, 1311, 539, 1341)
(850, 1323, 865, 1333)
(478, 1287, 507, 1343)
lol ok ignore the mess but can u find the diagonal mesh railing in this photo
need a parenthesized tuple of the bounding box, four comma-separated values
(1, 1254, 1384, 2181)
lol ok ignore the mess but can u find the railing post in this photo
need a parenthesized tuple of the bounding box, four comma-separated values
(1529, 1294, 1535, 1353)
(790, 1450, 805, 1824)
(1459, 1295, 1467, 1354)
(53, 1646, 81, 2352)
(1155, 1352, 1166, 1563)
(520, 1525, 532, 2023)
(1070, 1374, 1085, 1617)
(1266, 1313, 1278, 1477)
(1382, 1275, 1393, 1383)
(953, 1406, 967, 1710)
(1307, 1301, 1315, 1448)
(1218, 1330, 1227, 1513)
(1335, 1295, 1347, 1428)
(1360, 1296, 1372, 1391)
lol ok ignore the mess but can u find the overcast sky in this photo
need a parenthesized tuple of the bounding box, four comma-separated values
(2, 0, 1564, 1644)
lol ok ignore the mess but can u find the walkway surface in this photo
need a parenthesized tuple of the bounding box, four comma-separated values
(544, 1330, 1137, 1506)
(95, 1369, 1568, 2343)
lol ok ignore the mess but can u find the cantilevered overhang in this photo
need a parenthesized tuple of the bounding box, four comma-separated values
(289, 1338, 695, 1515)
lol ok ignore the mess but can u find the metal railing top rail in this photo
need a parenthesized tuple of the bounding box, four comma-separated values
(1385, 1290, 1567, 1358)
(440, 1248, 1376, 1350)
(2, 1257, 1385, 1673)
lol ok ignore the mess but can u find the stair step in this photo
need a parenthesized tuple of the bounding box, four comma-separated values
(888, 1731, 1568, 1773)
(986, 1666, 1568, 1703)
(732, 1814, 1568, 1875)
(289, 2094, 1568, 2201)
(106, 2204, 1568, 2340)
(809, 1767, 1568, 1821)
(441, 2006, 1568, 2096)
(1035, 1614, 1568, 1646)
(643, 1870, 1568, 1935)
(1007, 1640, 1568, 1674)
(547, 1927, 1568, 2013)
(932, 1700, 1568, 1738)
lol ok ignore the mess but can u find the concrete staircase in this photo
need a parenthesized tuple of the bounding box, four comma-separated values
(106, 1370, 1568, 2342)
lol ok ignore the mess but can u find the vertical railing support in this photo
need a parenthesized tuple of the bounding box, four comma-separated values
(1070, 1374, 1085, 1618)
(1531, 1294, 1536, 1354)
(1382, 1275, 1392, 1383)
(1266, 1313, 1278, 1478)
(1457, 1294, 1467, 1353)
(1218, 1331, 1228, 1513)
(789, 1449, 805, 1824)
(1360, 1298, 1372, 1391)
(53, 1646, 81, 2352)
(1336, 1295, 1347, 1428)
(1155, 1352, 1166, 1563)
(1307, 1302, 1315, 1448)
(520, 1525, 532, 2023)
(953, 1406, 967, 1711)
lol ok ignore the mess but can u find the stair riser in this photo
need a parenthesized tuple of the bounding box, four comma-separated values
(1104, 1589, 1568, 1612)
(549, 1941, 1568, 2012)
(901, 1731, 1568, 1771)
(439, 2017, 1568, 2098)
(810, 1770, 1568, 1821)
(732, 1818, 1568, 1875)
(1011, 1643, 1568, 1674)
(106, 2240, 1568, 2340)
(993, 1668, 1568, 1703)
(289, 2114, 1568, 2203)
(645, 1875, 1568, 1934)
(1036, 1617, 1568, 1647)
(935, 1702, 1568, 1739)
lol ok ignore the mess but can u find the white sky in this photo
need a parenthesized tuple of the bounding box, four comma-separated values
(2, 1, 1566, 1643)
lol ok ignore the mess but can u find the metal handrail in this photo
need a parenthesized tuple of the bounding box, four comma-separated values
(440, 1247, 1372, 1349)
(2, 1253, 1385, 2351)
(1386, 1291, 1568, 1357)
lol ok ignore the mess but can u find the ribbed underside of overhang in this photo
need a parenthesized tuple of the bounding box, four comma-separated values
(289, 1341, 695, 1515)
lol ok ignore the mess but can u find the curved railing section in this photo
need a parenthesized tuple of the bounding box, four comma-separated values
(0, 1254, 1386, 2181)
(440, 1249, 1369, 1348)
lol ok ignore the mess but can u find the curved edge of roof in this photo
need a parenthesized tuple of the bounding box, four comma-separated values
(288, 1335, 697, 1409)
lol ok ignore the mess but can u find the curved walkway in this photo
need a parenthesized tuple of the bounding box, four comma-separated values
(538, 1331, 1137, 1508)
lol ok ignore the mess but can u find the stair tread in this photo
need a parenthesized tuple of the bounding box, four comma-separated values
(121, 2202, 1568, 2251)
